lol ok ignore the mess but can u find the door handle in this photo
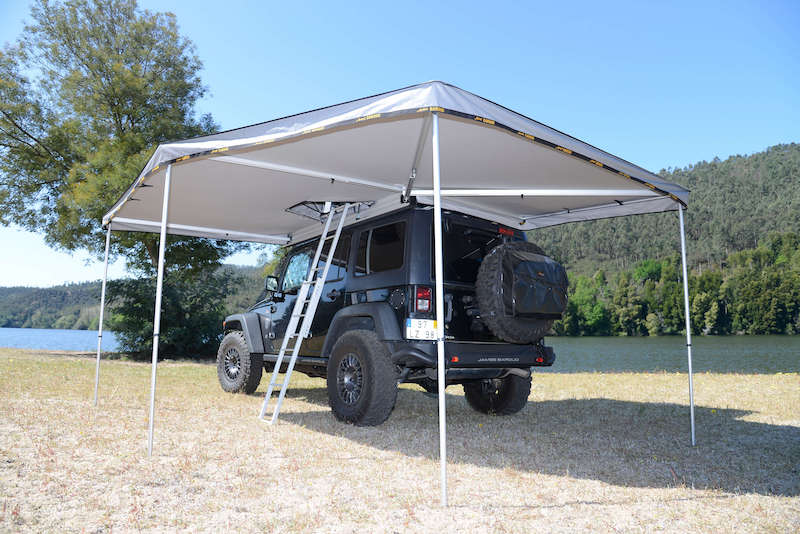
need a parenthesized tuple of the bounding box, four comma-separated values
(326, 289, 340, 299)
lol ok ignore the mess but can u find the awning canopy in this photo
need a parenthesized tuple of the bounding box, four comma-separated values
(96, 82, 698, 503)
(104, 81, 688, 243)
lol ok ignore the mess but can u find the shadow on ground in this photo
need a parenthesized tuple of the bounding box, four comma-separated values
(277, 386, 800, 497)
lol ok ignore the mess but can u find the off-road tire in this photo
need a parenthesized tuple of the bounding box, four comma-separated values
(217, 331, 262, 393)
(463, 375, 531, 415)
(476, 241, 554, 344)
(327, 330, 398, 425)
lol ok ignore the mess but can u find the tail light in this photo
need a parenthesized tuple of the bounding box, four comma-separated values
(415, 286, 432, 312)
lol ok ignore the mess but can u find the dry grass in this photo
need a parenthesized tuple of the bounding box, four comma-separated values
(0, 348, 798, 533)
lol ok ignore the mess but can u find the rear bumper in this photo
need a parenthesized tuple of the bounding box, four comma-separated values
(389, 340, 555, 369)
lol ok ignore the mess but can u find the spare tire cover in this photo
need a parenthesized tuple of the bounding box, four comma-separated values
(476, 241, 568, 344)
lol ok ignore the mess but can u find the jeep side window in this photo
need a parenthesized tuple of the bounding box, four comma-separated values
(281, 249, 311, 293)
(319, 233, 351, 281)
(355, 222, 405, 276)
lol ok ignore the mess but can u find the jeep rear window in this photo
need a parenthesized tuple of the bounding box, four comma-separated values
(355, 222, 405, 276)
(440, 224, 505, 283)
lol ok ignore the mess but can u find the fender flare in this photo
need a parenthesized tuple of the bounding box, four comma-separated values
(321, 302, 402, 358)
(224, 312, 265, 354)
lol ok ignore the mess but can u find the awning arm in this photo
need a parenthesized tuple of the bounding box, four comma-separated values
(108, 217, 290, 244)
(210, 155, 404, 194)
(410, 188, 662, 197)
(402, 114, 432, 202)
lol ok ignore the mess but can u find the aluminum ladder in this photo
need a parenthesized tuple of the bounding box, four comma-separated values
(259, 202, 351, 424)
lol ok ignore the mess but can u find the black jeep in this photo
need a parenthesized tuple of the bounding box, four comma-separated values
(217, 204, 568, 425)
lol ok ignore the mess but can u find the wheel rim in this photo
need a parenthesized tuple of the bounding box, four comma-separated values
(224, 348, 241, 380)
(336, 353, 364, 405)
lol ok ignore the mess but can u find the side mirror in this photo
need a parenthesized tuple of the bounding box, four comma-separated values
(265, 275, 278, 292)
(264, 275, 285, 302)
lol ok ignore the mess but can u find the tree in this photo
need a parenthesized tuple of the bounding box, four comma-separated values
(108, 269, 246, 358)
(0, 0, 247, 274)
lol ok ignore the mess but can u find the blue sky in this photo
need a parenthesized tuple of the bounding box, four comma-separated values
(1, 0, 798, 287)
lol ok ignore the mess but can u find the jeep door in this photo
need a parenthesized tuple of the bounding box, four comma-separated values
(270, 246, 312, 354)
(270, 233, 351, 356)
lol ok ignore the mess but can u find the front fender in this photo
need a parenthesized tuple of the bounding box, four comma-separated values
(224, 312, 265, 353)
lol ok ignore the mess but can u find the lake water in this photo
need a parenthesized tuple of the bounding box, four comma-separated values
(0, 328, 797, 373)
(543, 335, 799, 374)
(0, 327, 120, 352)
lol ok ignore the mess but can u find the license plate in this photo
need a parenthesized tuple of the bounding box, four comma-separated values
(405, 318, 437, 340)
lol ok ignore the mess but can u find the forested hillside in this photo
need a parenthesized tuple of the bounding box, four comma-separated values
(534, 144, 800, 274)
(556, 233, 799, 336)
(0, 282, 102, 329)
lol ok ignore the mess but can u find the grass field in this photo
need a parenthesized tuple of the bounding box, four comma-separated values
(0, 348, 798, 533)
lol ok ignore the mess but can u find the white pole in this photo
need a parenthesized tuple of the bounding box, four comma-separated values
(431, 112, 448, 506)
(93, 225, 112, 406)
(678, 205, 696, 446)
(147, 164, 172, 456)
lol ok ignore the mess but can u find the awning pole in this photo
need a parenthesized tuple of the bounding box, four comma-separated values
(93, 225, 112, 406)
(431, 112, 448, 506)
(678, 205, 696, 446)
(147, 164, 172, 456)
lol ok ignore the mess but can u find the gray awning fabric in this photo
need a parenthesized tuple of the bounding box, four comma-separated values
(103, 81, 688, 243)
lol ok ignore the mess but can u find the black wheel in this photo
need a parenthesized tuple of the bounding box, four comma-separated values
(217, 331, 262, 393)
(326, 330, 398, 426)
(417, 377, 440, 394)
(476, 241, 556, 344)
(463, 374, 531, 415)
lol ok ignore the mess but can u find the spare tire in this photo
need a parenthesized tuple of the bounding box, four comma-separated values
(475, 241, 568, 344)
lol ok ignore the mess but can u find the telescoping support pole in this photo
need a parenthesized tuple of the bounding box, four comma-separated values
(147, 164, 172, 456)
(431, 112, 448, 506)
(678, 205, 696, 446)
(93, 225, 112, 406)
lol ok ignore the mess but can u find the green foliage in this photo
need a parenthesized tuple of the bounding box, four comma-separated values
(0, 0, 248, 274)
(552, 233, 800, 336)
(107, 267, 250, 358)
(633, 259, 661, 282)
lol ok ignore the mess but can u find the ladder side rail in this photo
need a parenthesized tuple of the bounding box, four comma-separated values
(258, 281, 310, 417)
(269, 203, 351, 424)
(300, 203, 351, 335)
(259, 206, 335, 419)
(304, 203, 336, 287)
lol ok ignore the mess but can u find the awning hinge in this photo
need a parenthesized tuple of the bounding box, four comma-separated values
(402, 168, 416, 203)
